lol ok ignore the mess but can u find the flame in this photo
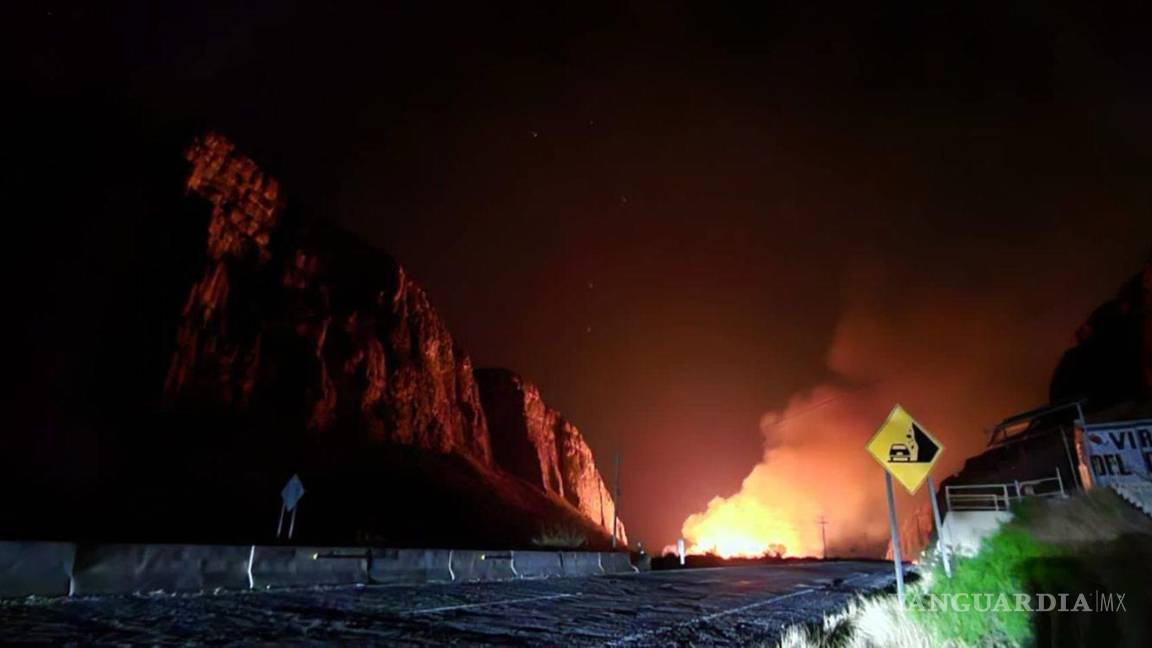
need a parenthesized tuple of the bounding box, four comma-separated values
(679, 385, 888, 561)
(676, 248, 1097, 563)
(682, 493, 798, 557)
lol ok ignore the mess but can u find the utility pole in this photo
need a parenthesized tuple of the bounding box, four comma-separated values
(611, 450, 621, 549)
(816, 515, 828, 559)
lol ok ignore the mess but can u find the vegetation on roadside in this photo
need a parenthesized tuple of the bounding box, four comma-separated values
(773, 529, 1051, 648)
(776, 589, 937, 648)
(911, 527, 1054, 646)
(531, 524, 587, 549)
(775, 488, 1152, 648)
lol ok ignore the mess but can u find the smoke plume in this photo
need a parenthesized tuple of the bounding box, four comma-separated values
(681, 253, 1107, 558)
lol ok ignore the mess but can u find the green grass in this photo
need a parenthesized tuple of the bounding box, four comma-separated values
(912, 526, 1057, 646)
(777, 490, 1152, 647)
(913, 490, 1152, 647)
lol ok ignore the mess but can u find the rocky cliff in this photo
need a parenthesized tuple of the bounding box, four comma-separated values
(476, 368, 627, 544)
(1051, 252, 1152, 412)
(165, 133, 491, 462)
(160, 133, 621, 546)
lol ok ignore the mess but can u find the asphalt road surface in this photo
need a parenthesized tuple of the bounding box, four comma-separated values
(1, 561, 895, 646)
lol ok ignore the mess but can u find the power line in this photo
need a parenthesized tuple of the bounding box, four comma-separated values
(762, 378, 888, 431)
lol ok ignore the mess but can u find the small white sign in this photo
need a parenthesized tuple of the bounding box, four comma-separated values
(281, 474, 305, 511)
(1080, 420, 1152, 486)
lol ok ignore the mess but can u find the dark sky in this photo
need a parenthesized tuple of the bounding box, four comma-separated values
(13, 2, 1152, 549)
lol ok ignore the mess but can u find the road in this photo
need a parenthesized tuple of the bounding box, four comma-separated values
(1, 561, 894, 646)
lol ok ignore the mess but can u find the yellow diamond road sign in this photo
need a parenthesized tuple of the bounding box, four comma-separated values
(866, 404, 944, 494)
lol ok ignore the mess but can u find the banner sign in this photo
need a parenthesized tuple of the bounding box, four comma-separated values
(1078, 419, 1152, 486)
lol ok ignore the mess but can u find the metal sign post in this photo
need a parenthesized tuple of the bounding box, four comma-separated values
(926, 474, 952, 578)
(884, 471, 906, 604)
(277, 474, 305, 541)
(867, 405, 945, 605)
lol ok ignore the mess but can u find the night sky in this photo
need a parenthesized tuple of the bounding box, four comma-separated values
(12, 2, 1152, 550)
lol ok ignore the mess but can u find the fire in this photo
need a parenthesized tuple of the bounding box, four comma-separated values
(676, 253, 1061, 563)
(681, 491, 805, 558)
(678, 387, 875, 560)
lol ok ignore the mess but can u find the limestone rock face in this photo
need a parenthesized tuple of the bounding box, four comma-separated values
(555, 418, 626, 544)
(475, 368, 565, 495)
(164, 133, 491, 464)
(161, 133, 624, 545)
(164, 133, 282, 408)
(476, 368, 627, 544)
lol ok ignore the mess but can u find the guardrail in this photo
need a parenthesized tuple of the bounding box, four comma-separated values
(944, 469, 1065, 512)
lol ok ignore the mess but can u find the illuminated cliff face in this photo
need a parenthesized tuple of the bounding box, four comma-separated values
(164, 133, 282, 408)
(165, 133, 492, 462)
(477, 368, 627, 544)
(163, 133, 623, 542)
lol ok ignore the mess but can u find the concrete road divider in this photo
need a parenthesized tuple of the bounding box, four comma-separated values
(0, 543, 639, 598)
(249, 546, 368, 589)
(599, 552, 637, 574)
(367, 548, 453, 584)
(508, 550, 564, 579)
(449, 550, 517, 581)
(71, 544, 250, 595)
(559, 551, 604, 577)
(0, 541, 75, 598)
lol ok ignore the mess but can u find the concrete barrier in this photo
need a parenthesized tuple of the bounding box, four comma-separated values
(509, 550, 563, 579)
(941, 511, 1013, 557)
(368, 548, 453, 584)
(70, 544, 250, 595)
(449, 550, 517, 581)
(0, 543, 636, 598)
(598, 552, 636, 574)
(559, 551, 604, 577)
(249, 546, 368, 589)
(0, 541, 75, 598)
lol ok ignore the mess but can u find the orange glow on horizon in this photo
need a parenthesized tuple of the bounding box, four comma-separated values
(681, 493, 813, 559)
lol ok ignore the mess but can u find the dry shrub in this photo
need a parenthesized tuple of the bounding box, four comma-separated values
(531, 525, 587, 549)
(776, 592, 944, 648)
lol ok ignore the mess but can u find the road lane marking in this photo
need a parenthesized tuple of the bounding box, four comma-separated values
(604, 588, 816, 646)
(404, 592, 579, 615)
(609, 587, 818, 645)
(604, 570, 884, 647)
(246, 545, 256, 589)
